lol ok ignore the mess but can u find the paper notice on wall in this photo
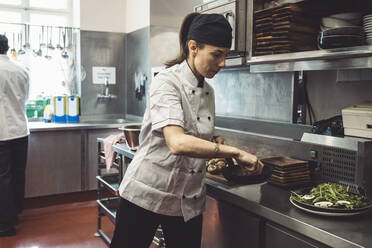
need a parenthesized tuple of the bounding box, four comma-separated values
(92, 67, 116, 85)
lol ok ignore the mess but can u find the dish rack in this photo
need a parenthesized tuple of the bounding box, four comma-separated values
(95, 139, 165, 247)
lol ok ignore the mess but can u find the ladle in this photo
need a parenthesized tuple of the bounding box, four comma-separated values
(18, 33, 25, 55)
(44, 27, 52, 60)
(61, 28, 68, 59)
(23, 24, 30, 49)
(47, 26, 55, 50)
(33, 34, 42, 57)
(56, 27, 62, 50)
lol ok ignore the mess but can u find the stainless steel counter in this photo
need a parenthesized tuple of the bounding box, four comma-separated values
(206, 179, 372, 248)
(112, 143, 372, 248)
(28, 119, 129, 132)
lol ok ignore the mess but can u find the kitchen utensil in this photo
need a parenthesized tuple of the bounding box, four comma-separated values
(56, 27, 62, 50)
(40, 26, 46, 47)
(119, 123, 142, 151)
(47, 27, 55, 50)
(67, 27, 73, 49)
(23, 24, 30, 49)
(18, 33, 25, 55)
(44, 27, 52, 60)
(33, 33, 42, 57)
(61, 29, 68, 58)
(221, 157, 273, 185)
(10, 33, 17, 59)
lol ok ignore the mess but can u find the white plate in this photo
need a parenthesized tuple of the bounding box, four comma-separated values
(289, 198, 370, 217)
(329, 12, 362, 20)
(363, 15, 372, 20)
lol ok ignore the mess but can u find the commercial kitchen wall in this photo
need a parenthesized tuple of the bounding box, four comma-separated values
(79, 0, 150, 119)
(306, 70, 372, 122)
(79, 0, 372, 126)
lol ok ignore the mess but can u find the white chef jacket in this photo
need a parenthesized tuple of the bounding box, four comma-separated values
(0, 55, 29, 141)
(119, 60, 215, 221)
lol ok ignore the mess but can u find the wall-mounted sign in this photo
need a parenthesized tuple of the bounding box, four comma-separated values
(92, 67, 116, 85)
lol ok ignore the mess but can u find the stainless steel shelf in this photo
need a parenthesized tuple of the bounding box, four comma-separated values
(96, 175, 120, 195)
(247, 46, 372, 72)
(97, 197, 120, 224)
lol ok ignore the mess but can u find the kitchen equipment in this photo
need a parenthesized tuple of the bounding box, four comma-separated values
(52, 96, 66, 123)
(194, 0, 250, 66)
(119, 123, 142, 150)
(301, 133, 372, 199)
(221, 157, 273, 184)
(66, 96, 79, 123)
(61, 28, 68, 58)
(342, 102, 372, 139)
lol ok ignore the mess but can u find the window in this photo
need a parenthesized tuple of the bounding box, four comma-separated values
(0, 0, 80, 108)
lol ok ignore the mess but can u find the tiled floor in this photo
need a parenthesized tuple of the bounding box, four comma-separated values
(0, 201, 113, 248)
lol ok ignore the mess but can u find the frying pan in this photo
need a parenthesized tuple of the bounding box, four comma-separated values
(222, 158, 274, 185)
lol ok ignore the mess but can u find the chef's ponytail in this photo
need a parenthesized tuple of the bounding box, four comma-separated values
(165, 12, 200, 68)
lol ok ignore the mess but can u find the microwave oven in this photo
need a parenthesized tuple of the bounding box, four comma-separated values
(194, 0, 252, 66)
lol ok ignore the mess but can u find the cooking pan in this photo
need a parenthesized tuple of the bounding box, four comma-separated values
(222, 158, 274, 185)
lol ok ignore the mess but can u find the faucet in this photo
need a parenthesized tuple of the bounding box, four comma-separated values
(97, 77, 117, 100)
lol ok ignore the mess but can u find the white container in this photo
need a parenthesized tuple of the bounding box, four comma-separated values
(66, 96, 79, 123)
(342, 102, 372, 138)
(53, 96, 66, 123)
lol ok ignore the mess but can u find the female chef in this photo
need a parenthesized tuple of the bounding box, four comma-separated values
(110, 13, 263, 248)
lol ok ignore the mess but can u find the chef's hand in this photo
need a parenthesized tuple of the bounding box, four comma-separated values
(235, 150, 264, 176)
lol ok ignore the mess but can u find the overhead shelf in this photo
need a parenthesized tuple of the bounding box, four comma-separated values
(247, 45, 372, 72)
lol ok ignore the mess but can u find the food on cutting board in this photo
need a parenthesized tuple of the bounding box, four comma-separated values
(291, 183, 369, 210)
(206, 158, 229, 174)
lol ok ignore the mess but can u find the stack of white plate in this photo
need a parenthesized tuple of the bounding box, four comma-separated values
(363, 14, 372, 45)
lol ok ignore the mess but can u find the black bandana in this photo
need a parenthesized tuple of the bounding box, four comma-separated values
(0, 35, 9, 53)
(187, 14, 232, 48)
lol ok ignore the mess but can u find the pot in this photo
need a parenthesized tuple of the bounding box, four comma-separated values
(119, 123, 141, 150)
(222, 158, 273, 184)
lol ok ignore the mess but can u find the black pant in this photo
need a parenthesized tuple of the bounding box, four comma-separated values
(0, 136, 28, 227)
(110, 198, 203, 248)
